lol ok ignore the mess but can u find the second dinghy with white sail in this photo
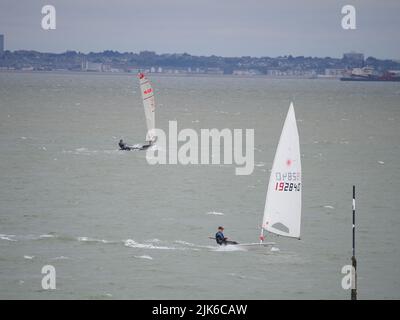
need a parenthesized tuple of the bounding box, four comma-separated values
(119, 72, 157, 151)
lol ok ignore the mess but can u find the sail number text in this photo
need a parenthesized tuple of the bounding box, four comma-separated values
(275, 172, 301, 192)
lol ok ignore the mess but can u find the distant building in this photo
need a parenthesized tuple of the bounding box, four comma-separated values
(343, 52, 364, 67)
(102, 64, 112, 72)
(0, 34, 4, 54)
(324, 68, 345, 77)
(205, 67, 223, 74)
(82, 60, 103, 72)
(233, 69, 262, 76)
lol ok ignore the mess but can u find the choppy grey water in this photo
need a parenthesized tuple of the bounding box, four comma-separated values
(0, 72, 399, 299)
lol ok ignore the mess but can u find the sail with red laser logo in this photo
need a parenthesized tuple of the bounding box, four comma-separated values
(138, 72, 156, 143)
(261, 102, 302, 239)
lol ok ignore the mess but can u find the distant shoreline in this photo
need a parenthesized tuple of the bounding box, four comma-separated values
(0, 69, 339, 80)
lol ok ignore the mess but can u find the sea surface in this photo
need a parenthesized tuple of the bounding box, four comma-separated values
(0, 72, 399, 299)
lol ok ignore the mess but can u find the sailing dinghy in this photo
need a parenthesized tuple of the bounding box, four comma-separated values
(119, 72, 156, 151)
(259, 102, 302, 243)
(214, 102, 302, 247)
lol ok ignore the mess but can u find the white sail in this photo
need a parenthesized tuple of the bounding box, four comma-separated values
(262, 102, 302, 239)
(138, 73, 156, 142)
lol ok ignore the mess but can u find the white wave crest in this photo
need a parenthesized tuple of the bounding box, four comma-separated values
(134, 255, 153, 260)
(206, 211, 224, 216)
(0, 234, 17, 242)
(77, 236, 111, 244)
(51, 256, 70, 260)
(39, 234, 56, 239)
(124, 239, 176, 250)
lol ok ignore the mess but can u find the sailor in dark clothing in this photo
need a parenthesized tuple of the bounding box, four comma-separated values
(215, 226, 238, 245)
(215, 226, 227, 245)
(119, 139, 131, 151)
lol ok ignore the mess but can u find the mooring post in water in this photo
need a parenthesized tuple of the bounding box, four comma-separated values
(351, 185, 357, 300)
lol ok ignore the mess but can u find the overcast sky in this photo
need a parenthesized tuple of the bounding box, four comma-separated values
(0, 0, 399, 59)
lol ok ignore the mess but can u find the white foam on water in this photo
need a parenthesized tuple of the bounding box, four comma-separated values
(124, 239, 177, 250)
(206, 211, 224, 216)
(24, 255, 34, 260)
(77, 236, 111, 244)
(212, 245, 247, 252)
(39, 234, 56, 239)
(173, 240, 213, 250)
(378, 161, 385, 165)
(228, 272, 247, 279)
(0, 234, 17, 242)
(144, 238, 161, 243)
(174, 240, 203, 249)
(174, 240, 196, 246)
(64, 148, 122, 155)
(72, 148, 96, 155)
(134, 255, 153, 260)
(51, 256, 70, 260)
(323, 205, 335, 209)
(270, 247, 280, 252)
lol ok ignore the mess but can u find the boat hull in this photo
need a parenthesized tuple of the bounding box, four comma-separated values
(340, 77, 400, 82)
